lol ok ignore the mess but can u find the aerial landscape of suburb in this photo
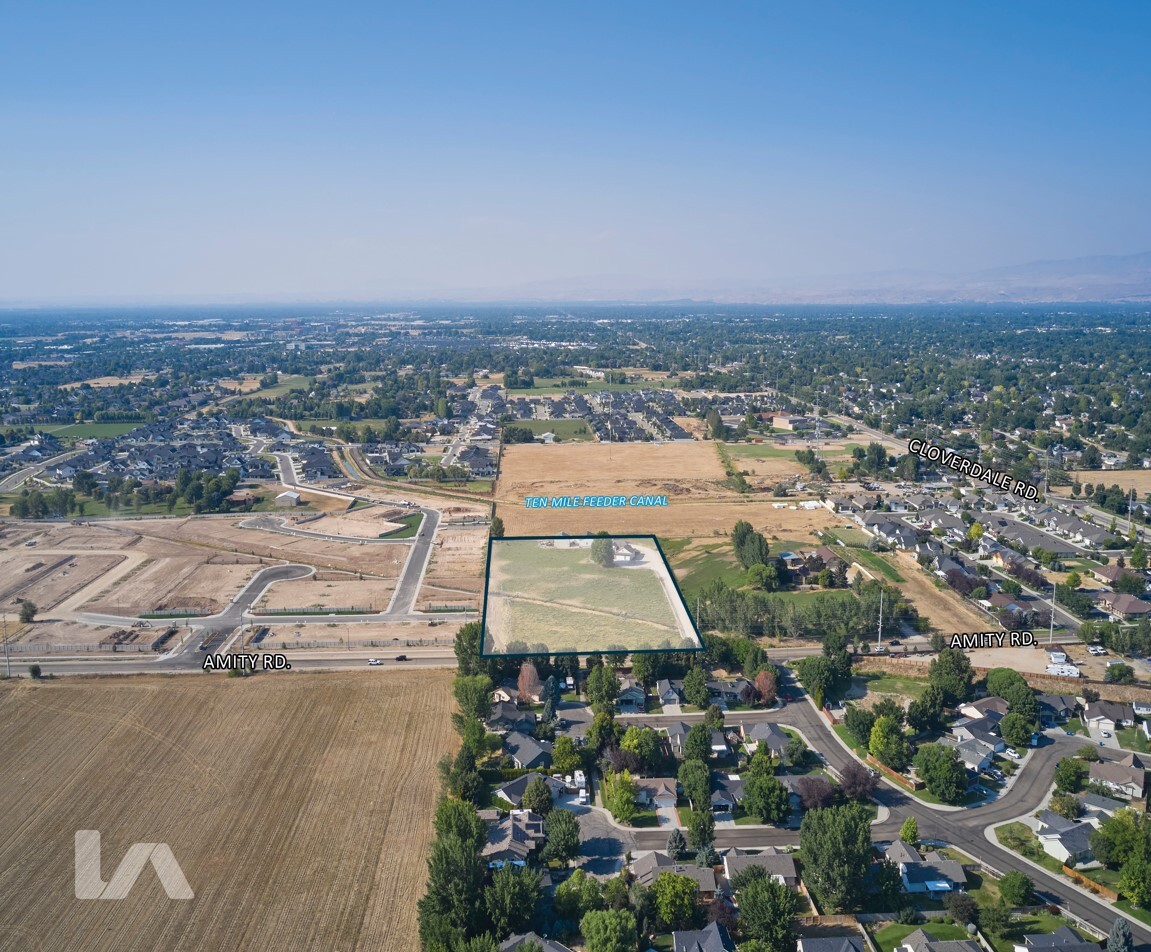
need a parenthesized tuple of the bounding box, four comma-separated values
(2, 5, 1151, 952)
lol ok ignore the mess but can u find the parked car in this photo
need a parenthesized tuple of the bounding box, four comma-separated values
(1101, 731, 1112, 738)
(1005, 748, 1020, 758)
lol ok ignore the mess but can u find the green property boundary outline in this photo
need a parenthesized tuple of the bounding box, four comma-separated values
(479, 533, 705, 657)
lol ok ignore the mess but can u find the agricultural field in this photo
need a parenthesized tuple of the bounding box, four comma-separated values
(60, 373, 154, 389)
(0, 670, 454, 952)
(483, 536, 699, 655)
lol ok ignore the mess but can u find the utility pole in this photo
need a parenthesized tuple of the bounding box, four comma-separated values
(2, 611, 9, 679)
(877, 588, 884, 649)
(1048, 585, 1057, 646)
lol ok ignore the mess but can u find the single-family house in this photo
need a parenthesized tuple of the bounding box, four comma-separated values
(711, 774, 745, 813)
(656, 678, 685, 706)
(500, 933, 574, 952)
(959, 697, 1010, 720)
(1083, 700, 1134, 732)
(741, 722, 790, 759)
(952, 716, 1004, 751)
(635, 777, 678, 809)
(487, 701, 536, 734)
(944, 737, 996, 773)
(672, 921, 735, 952)
(1011, 925, 1100, 952)
(1037, 694, 1077, 725)
(709, 729, 729, 757)
(1088, 760, 1145, 799)
(707, 678, 753, 706)
(1077, 792, 1125, 816)
(897, 928, 982, 952)
(632, 852, 718, 898)
(503, 731, 553, 770)
(482, 810, 545, 866)
(1035, 810, 1097, 867)
(722, 848, 799, 888)
(616, 677, 646, 713)
(495, 774, 567, 808)
(796, 936, 868, 952)
(662, 721, 692, 756)
(1098, 593, 1151, 621)
(883, 841, 966, 896)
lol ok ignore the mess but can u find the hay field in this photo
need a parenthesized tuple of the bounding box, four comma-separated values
(0, 671, 455, 952)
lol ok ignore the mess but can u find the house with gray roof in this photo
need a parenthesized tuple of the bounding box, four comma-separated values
(1011, 925, 1100, 952)
(494, 774, 567, 808)
(1035, 810, 1097, 867)
(741, 721, 790, 757)
(672, 921, 735, 952)
(501, 933, 573, 952)
(722, 848, 798, 887)
(482, 810, 545, 865)
(503, 731, 553, 770)
(797, 936, 868, 952)
(883, 841, 966, 896)
(631, 851, 718, 897)
(897, 928, 982, 952)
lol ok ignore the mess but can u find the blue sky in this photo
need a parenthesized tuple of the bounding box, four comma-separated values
(2, 1, 1149, 301)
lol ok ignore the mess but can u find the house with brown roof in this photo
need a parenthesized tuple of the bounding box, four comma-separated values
(1089, 760, 1145, 799)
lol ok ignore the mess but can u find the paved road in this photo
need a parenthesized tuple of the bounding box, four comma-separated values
(0, 448, 85, 492)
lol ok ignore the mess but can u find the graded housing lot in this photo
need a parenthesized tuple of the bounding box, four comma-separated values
(483, 536, 700, 655)
(0, 671, 455, 952)
(0, 523, 265, 627)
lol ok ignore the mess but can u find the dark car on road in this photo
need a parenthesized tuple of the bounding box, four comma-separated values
(395, 654, 409, 661)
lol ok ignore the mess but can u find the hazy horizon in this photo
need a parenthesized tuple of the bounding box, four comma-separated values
(3, 2, 1149, 302)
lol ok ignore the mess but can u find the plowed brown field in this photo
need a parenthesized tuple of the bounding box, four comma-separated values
(0, 670, 454, 952)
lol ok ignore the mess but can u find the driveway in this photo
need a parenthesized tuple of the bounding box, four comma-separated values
(561, 798, 635, 876)
(1086, 722, 1119, 749)
(655, 804, 679, 828)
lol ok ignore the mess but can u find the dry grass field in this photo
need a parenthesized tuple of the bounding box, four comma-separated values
(256, 576, 396, 612)
(890, 552, 999, 634)
(0, 670, 455, 952)
(59, 374, 154, 390)
(1066, 469, 1151, 495)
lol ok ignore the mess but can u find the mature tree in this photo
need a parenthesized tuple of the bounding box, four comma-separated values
(602, 769, 638, 824)
(585, 712, 619, 752)
(552, 735, 582, 775)
(542, 806, 582, 866)
(1119, 840, 1151, 909)
(18, 600, 36, 624)
(843, 705, 877, 748)
(872, 697, 906, 726)
(869, 715, 910, 771)
(795, 655, 836, 708)
(1107, 916, 1134, 952)
(1054, 756, 1088, 794)
(417, 832, 486, 946)
(683, 666, 711, 708)
(755, 668, 778, 706)
(839, 760, 878, 801)
(704, 704, 725, 729)
(684, 722, 713, 763)
(620, 725, 660, 770)
(688, 806, 715, 851)
(433, 797, 486, 847)
(485, 864, 542, 940)
(999, 871, 1034, 907)
(1090, 809, 1143, 868)
(871, 858, 903, 910)
(490, 515, 505, 539)
(590, 535, 615, 569)
(785, 736, 809, 768)
(906, 684, 946, 733)
(1048, 792, 1081, 821)
(454, 621, 486, 677)
(797, 776, 837, 811)
(580, 909, 636, 952)
(914, 743, 967, 804)
(980, 900, 1010, 936)
(744, 771, 793, 824)
(630, 652, 657, 686)
(515, 661, 540, 703)
(737, 875, 800, 950)
(678, 759, 711, 809)
(798, 802, 873, 913)
(1132, 544, 1148, 572)
(521, 775, 554, 816)
(667, 827, 688, 860)
(453, 674, 494, 722)
(651, 871, 700, 930)
(1001, 682, 1039, 722)
(602, 874, 630, 912)
(1000, 712, 1035, 749)
(947, 891, 979, 926)
(555, 869, 604, 921)
(586, 665, 621, 711)
(928, 647, 975, 706)
(900, 816, 919, 844)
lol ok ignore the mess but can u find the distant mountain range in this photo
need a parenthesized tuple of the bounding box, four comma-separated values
(460, 251, 1151, 305)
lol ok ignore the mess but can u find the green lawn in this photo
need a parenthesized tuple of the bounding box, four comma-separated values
(46, 422, 148, 438)
(514, 419, 594, 441)
(251, 374, 310, 397)
(1063, 717, 1088, 736)
(1115, 899, 1151, 927)
(994, 822, 1064, 874)
(822, 526, 874, 547)
(506, 377, 666, 394)
(724, 442, 801, 459)
(671, 544, 748, 601)
(1117, 726, 1150, 753)
(628, 809, 660, 828)
(872, 921, 970, 952)
(0, 492, 199, 518)
(854, 672, 929, 699)
(833, 723, 868, 756)
(379, 512, 423, 538)
(848, 547, 906, 582)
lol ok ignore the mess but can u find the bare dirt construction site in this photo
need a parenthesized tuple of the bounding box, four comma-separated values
(0, 523, 264, 629)
(255, 573, 396, 613)
(422, 523, 488, 611)
(0, 670, 455, 952)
